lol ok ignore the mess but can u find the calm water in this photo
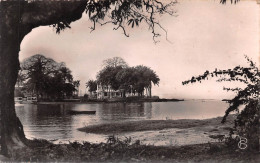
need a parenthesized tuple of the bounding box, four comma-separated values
(15, 100, 229, 143)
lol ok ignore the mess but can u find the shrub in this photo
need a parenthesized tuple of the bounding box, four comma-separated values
(183, 55, 259, 151)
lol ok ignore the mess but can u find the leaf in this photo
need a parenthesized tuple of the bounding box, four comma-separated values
(135, 19, 139, 26)
(127, 19, 133, 25)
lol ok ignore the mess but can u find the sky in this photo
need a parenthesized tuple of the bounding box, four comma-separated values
(19, 0, 259, 100)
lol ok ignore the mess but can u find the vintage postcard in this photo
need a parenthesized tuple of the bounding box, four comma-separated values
(0, 0, 259, 162)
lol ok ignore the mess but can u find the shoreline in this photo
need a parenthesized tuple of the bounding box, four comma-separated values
(76, 115, 236, 146)
(35, 98, 185, 105)
(5, 114, 258, 162)
(78, 115, 235, 135)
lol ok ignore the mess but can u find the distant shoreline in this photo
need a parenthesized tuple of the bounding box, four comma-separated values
(36, 98, 184, 104)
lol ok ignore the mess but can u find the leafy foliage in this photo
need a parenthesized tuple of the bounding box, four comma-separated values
(96, 58, 159, 97)
(52, 0, 177, 43)
(97, 66, 124, 90)
(102, 57, 128, 68)
(19, 54, 79, 100)
(73, 80, 81, 96)
(116, 67, 136, 93)
(16, 70, 26, 88)
(131, 65, 159, 95)
(182, 55, 259, 150)
(220, 0, 240, 4)
(86, 80, 98, 92)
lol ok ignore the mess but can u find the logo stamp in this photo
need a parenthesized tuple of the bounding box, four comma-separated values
(238, 136, 247, 150)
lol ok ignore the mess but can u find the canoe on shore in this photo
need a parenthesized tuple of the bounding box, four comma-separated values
(68, 110, 96, 115)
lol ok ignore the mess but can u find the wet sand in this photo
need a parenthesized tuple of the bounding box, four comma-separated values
(78, 115, 235, 146)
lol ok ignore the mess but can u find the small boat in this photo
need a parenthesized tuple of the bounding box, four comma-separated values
(68, 110, 96, 115)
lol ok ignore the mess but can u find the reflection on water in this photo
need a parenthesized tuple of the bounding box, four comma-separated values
(15, 100, 228, 143)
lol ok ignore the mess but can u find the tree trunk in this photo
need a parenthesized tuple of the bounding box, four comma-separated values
(0, 22, 27, 157)
(149, 83, 152, 98)
(0, 2, 30, 156)
(0, 0, 87, 156)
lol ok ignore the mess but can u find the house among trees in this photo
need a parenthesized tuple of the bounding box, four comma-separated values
(96, 83, 153, 99)
(86, 57, 159, 99)
(96, 84, 121, 99)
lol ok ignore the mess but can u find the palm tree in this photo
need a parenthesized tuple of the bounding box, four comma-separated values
(134, 65, 160, 97)
(73, 80, 80, 97)
(86, 80, 97, 96)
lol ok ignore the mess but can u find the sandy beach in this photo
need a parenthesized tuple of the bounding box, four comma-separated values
(78, 115, 235, 146)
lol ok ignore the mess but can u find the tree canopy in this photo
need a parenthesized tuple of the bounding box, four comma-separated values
(95, 58, 159, 97)
(86, 80, 98, 92)
(102, 57, 128, 68)
(19, 54, 79, 100)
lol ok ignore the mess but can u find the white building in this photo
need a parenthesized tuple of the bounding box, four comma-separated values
(96, 84, 122, 99)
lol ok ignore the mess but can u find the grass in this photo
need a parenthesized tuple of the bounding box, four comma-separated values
(6, 137, 259, 162)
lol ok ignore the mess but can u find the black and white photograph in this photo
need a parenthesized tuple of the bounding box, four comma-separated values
(0, 0, 259, 162)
